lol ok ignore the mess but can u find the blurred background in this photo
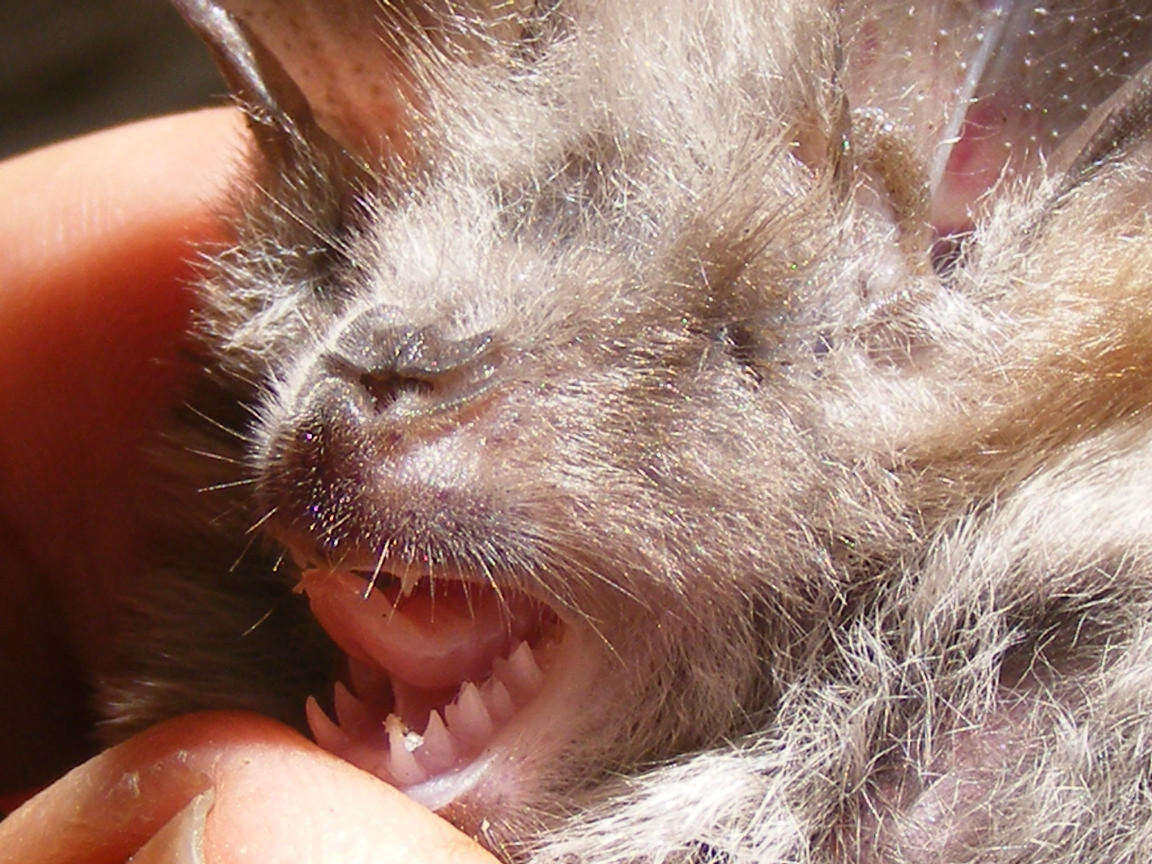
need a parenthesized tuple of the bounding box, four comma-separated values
(0, 0, 223, 159)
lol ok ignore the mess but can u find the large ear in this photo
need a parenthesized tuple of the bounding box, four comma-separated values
(171, 0, 422, 166)
(843, 0, 1152, 234)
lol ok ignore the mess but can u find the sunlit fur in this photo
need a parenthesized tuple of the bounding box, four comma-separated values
(105, 0, 1152, 861)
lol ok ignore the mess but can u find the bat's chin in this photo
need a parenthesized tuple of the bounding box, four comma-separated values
(295, 563, 605, 812)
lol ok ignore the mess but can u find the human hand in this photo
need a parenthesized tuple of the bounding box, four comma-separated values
(0, 109, 497, 863)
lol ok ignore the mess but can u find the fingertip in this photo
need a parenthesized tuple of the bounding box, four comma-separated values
(0, 713, 499, 864)
(127, 789, 215, 864)
(0, 107, 247, 280)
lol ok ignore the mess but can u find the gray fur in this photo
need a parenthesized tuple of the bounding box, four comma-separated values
(105, 1, 1152, 861)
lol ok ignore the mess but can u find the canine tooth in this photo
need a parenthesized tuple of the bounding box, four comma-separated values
(306, 696, 351, 753)
(397, 564, 422, 599)
(416, 710, 460, 771)
(333, 681, 375, 732)
(386, 716, 429, 786)
(481, 677, 515, 721)
(506, 641, 545, 695)
(446, 682, 495, 745)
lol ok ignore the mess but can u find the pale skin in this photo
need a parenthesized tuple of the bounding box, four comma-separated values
(0, 108, 497, 863)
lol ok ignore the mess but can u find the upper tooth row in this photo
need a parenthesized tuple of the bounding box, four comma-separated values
(353, 566, 423, 599)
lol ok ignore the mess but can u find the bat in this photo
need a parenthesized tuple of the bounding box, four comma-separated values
(101, 0, 1152, 860)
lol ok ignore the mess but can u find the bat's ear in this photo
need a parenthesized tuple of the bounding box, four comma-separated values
(1050, 62, 1152, 195)
(171, 0, 419, 167)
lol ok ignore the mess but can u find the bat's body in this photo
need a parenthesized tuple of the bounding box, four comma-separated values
(104, 1, 1152, 860)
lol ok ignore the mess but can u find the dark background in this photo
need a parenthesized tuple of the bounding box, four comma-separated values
(0, 0, 224, 159)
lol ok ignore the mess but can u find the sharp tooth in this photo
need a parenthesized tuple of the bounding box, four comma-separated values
(395, 563, 423, 599)
(306, 696, 351, 753)
(386, 715, 429, 786)
(505, 641, 545, 696)
(480, 677, 515, 722)
(460, 682, 496, 736)
(445, 682, 495, 746)
(415, 710, 460, 771)
(333, 681, 375, 733)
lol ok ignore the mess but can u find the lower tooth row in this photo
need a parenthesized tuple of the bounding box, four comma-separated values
(306, 639, 547, 787)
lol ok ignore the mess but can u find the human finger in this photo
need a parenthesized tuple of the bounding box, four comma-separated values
(0, 712, 498, 864)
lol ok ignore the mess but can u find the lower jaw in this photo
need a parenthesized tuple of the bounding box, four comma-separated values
(307, 620, 600, 811)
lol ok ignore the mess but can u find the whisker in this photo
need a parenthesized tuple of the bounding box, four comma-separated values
(367, 542, 392, 598)
(246, 506, 279, 535)
(242, 606, 276, 637)
(184, 447, 249, 466)
(198, 477, 259, 493)
(185, 404, 255, 443)
(235, 399, 267, 422)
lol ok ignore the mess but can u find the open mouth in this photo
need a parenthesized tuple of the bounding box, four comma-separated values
(298, 563, 567, 809)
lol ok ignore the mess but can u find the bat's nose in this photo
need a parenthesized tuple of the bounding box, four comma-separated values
(319, 309, 501, 420)
(258, 312, 510, 558)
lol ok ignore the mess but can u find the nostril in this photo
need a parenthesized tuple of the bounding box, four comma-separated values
(357, 368, 434, 412)
(320, 316, 501, 419)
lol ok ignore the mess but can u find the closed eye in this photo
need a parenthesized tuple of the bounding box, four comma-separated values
(715, 322, 763, 386)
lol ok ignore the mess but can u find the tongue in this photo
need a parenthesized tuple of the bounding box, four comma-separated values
(302, 569, 542, 690)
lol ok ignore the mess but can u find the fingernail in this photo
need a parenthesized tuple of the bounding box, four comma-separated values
(127, 788, 216, 864)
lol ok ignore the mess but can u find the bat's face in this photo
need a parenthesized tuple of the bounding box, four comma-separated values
(158, 0, 1152, 853)
(191, 0, 855, 827)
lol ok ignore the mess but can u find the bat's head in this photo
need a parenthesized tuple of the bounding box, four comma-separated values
(178, 0, 855, 831)
(172, 0, 1152, 845)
